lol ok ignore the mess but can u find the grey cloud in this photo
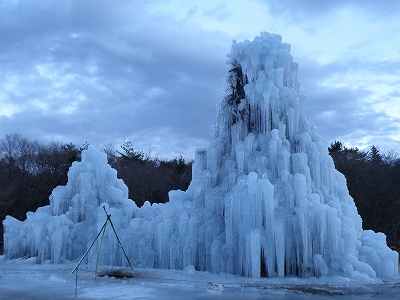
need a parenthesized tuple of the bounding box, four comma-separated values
(1, 0, 399, 158)
(261, 0, 400, 23)
(388, 90, 400, 98)
(305, 86, 388, 141)
(0, 0, 230, 158)
(202, 3, 230, 21)
(296, 55, 400, 146)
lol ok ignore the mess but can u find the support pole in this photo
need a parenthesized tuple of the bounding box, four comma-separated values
(75, 267, 78, 298)
(70, 220, 108, 275)
(104, 206, 134, 270)
(71, 206, 134, 276)
(95, 220, 108, 279)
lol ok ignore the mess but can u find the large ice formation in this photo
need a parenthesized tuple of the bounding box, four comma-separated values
(3, 32, 398, 278)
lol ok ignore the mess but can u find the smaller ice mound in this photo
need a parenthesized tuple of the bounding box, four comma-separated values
(3, 145, 137, 264)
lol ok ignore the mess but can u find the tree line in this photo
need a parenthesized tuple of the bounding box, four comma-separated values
(328, 141, 400, 251)
(0, 134, 192, 253)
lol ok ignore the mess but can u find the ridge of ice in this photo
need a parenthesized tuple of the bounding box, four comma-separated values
(3, 32, 398, 278)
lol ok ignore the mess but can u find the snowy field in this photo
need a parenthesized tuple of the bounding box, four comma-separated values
(1, 257, 400, 300)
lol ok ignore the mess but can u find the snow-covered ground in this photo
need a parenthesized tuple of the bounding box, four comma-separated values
(1, 257, 399, 300)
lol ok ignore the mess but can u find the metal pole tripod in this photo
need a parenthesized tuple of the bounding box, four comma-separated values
(71, 206, 133, 297)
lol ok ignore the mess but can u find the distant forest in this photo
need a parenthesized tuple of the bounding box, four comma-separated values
(1, 134, 400, 254)
(328, 141, 400, 251)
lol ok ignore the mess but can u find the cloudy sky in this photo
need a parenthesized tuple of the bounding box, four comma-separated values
(1, 0, 400, 159)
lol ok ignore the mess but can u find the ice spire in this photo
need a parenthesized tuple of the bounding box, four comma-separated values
(3, 32, 398, 278)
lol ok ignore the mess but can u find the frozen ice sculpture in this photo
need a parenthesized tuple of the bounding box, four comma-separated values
(3, 32, 398, 278)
